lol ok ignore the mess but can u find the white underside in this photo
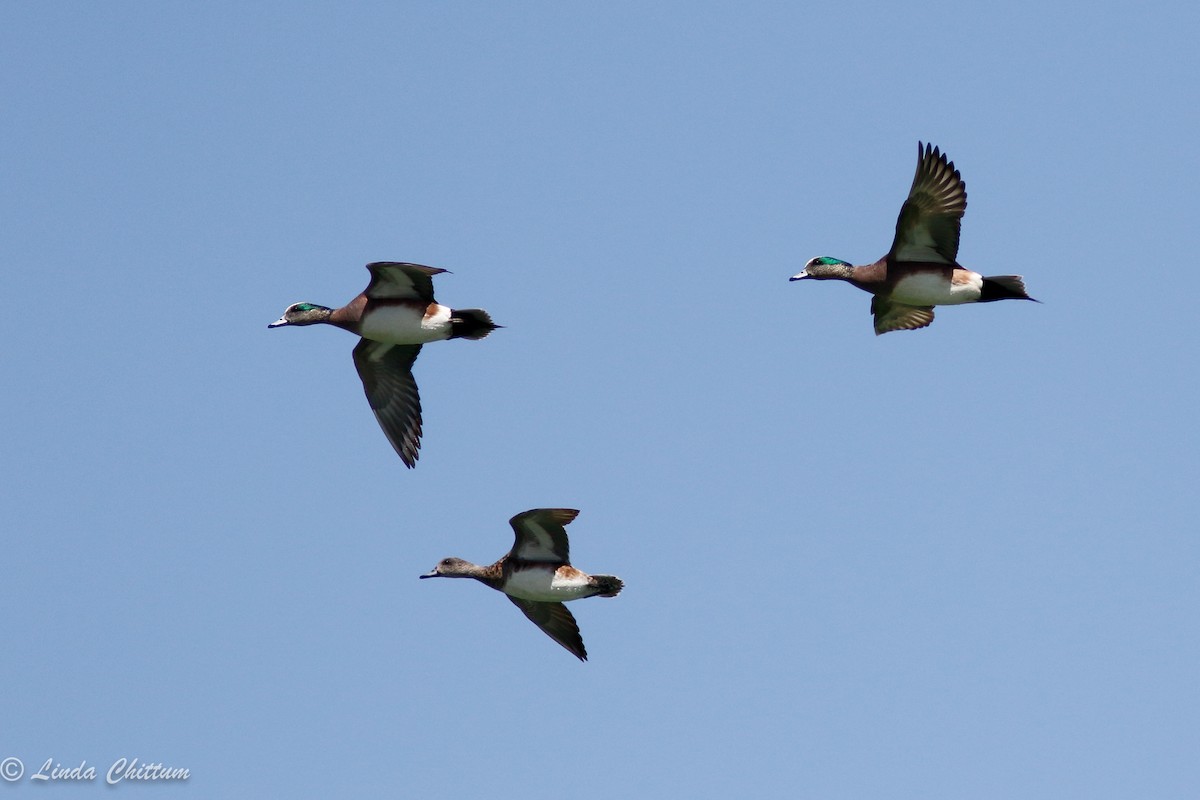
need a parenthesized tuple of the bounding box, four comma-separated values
(504, 566, 593, 602)
(359, 304, 452, 344)
(892, 271, 982, 306)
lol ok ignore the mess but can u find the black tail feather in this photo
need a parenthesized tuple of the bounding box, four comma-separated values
(449, 308, 500, 340)
(980, 275, 1036, 303)
(592, 575, 624, 598)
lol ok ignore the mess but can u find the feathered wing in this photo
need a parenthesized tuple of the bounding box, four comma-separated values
(508, 597, 588, 661)
(508, 508, 579, 563)
(889, 142, 968, 265)
(364, 262, 447, 302)
(352, 340, 423, 467)
(871, 296, 935, 335)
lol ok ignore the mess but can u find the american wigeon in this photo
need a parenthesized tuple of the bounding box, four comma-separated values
(790, 142, 1037, 334)
(420, 508, 623, 662)
(269, 262, 498, 467)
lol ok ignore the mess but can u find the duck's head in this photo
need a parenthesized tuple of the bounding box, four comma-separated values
(268, 302, 333, 328)
(790, 257, 853, 281)
(419, 557, 474, 579)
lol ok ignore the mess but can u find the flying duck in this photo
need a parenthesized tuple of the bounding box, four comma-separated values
(790, 142, 1037, 334)
(269, 262, 498, 467)
(420, 508, 624, 662)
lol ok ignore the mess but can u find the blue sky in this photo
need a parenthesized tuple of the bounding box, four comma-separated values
(3, 2, 1198, 797)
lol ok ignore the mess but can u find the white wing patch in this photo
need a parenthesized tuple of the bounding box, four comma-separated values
(365, 262, 447, 301)
(514, 519, 562, 562)
(508, 508, 577, 562)
(371, 265, 424, 299)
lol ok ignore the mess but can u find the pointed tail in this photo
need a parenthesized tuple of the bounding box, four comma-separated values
(591, 575, 624, 598)
(980, 275, 1038, 302)
(449, 308, 501, 340)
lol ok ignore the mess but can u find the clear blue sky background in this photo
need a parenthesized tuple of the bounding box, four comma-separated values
(3, 2, 1197, 798)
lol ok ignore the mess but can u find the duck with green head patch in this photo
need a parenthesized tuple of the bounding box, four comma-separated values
(790, 142, 1037, 335)
(269, 262, 499, 468)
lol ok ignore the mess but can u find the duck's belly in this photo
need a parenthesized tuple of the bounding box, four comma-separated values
(892, 270, 982, 306)
(505, 565, 594, 602)
(360, 303, 452, 344)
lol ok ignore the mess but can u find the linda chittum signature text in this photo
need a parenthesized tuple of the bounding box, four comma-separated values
(29, 757, 189, 784)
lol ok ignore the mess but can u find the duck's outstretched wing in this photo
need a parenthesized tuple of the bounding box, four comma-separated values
(364, 262, 448, 302)
(508, 597, 587, 662)
(871, 296, 935, 335)
(352, 340, 423, 467)
(889, 142, 967, 265)
(507, 508, 579, 563)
